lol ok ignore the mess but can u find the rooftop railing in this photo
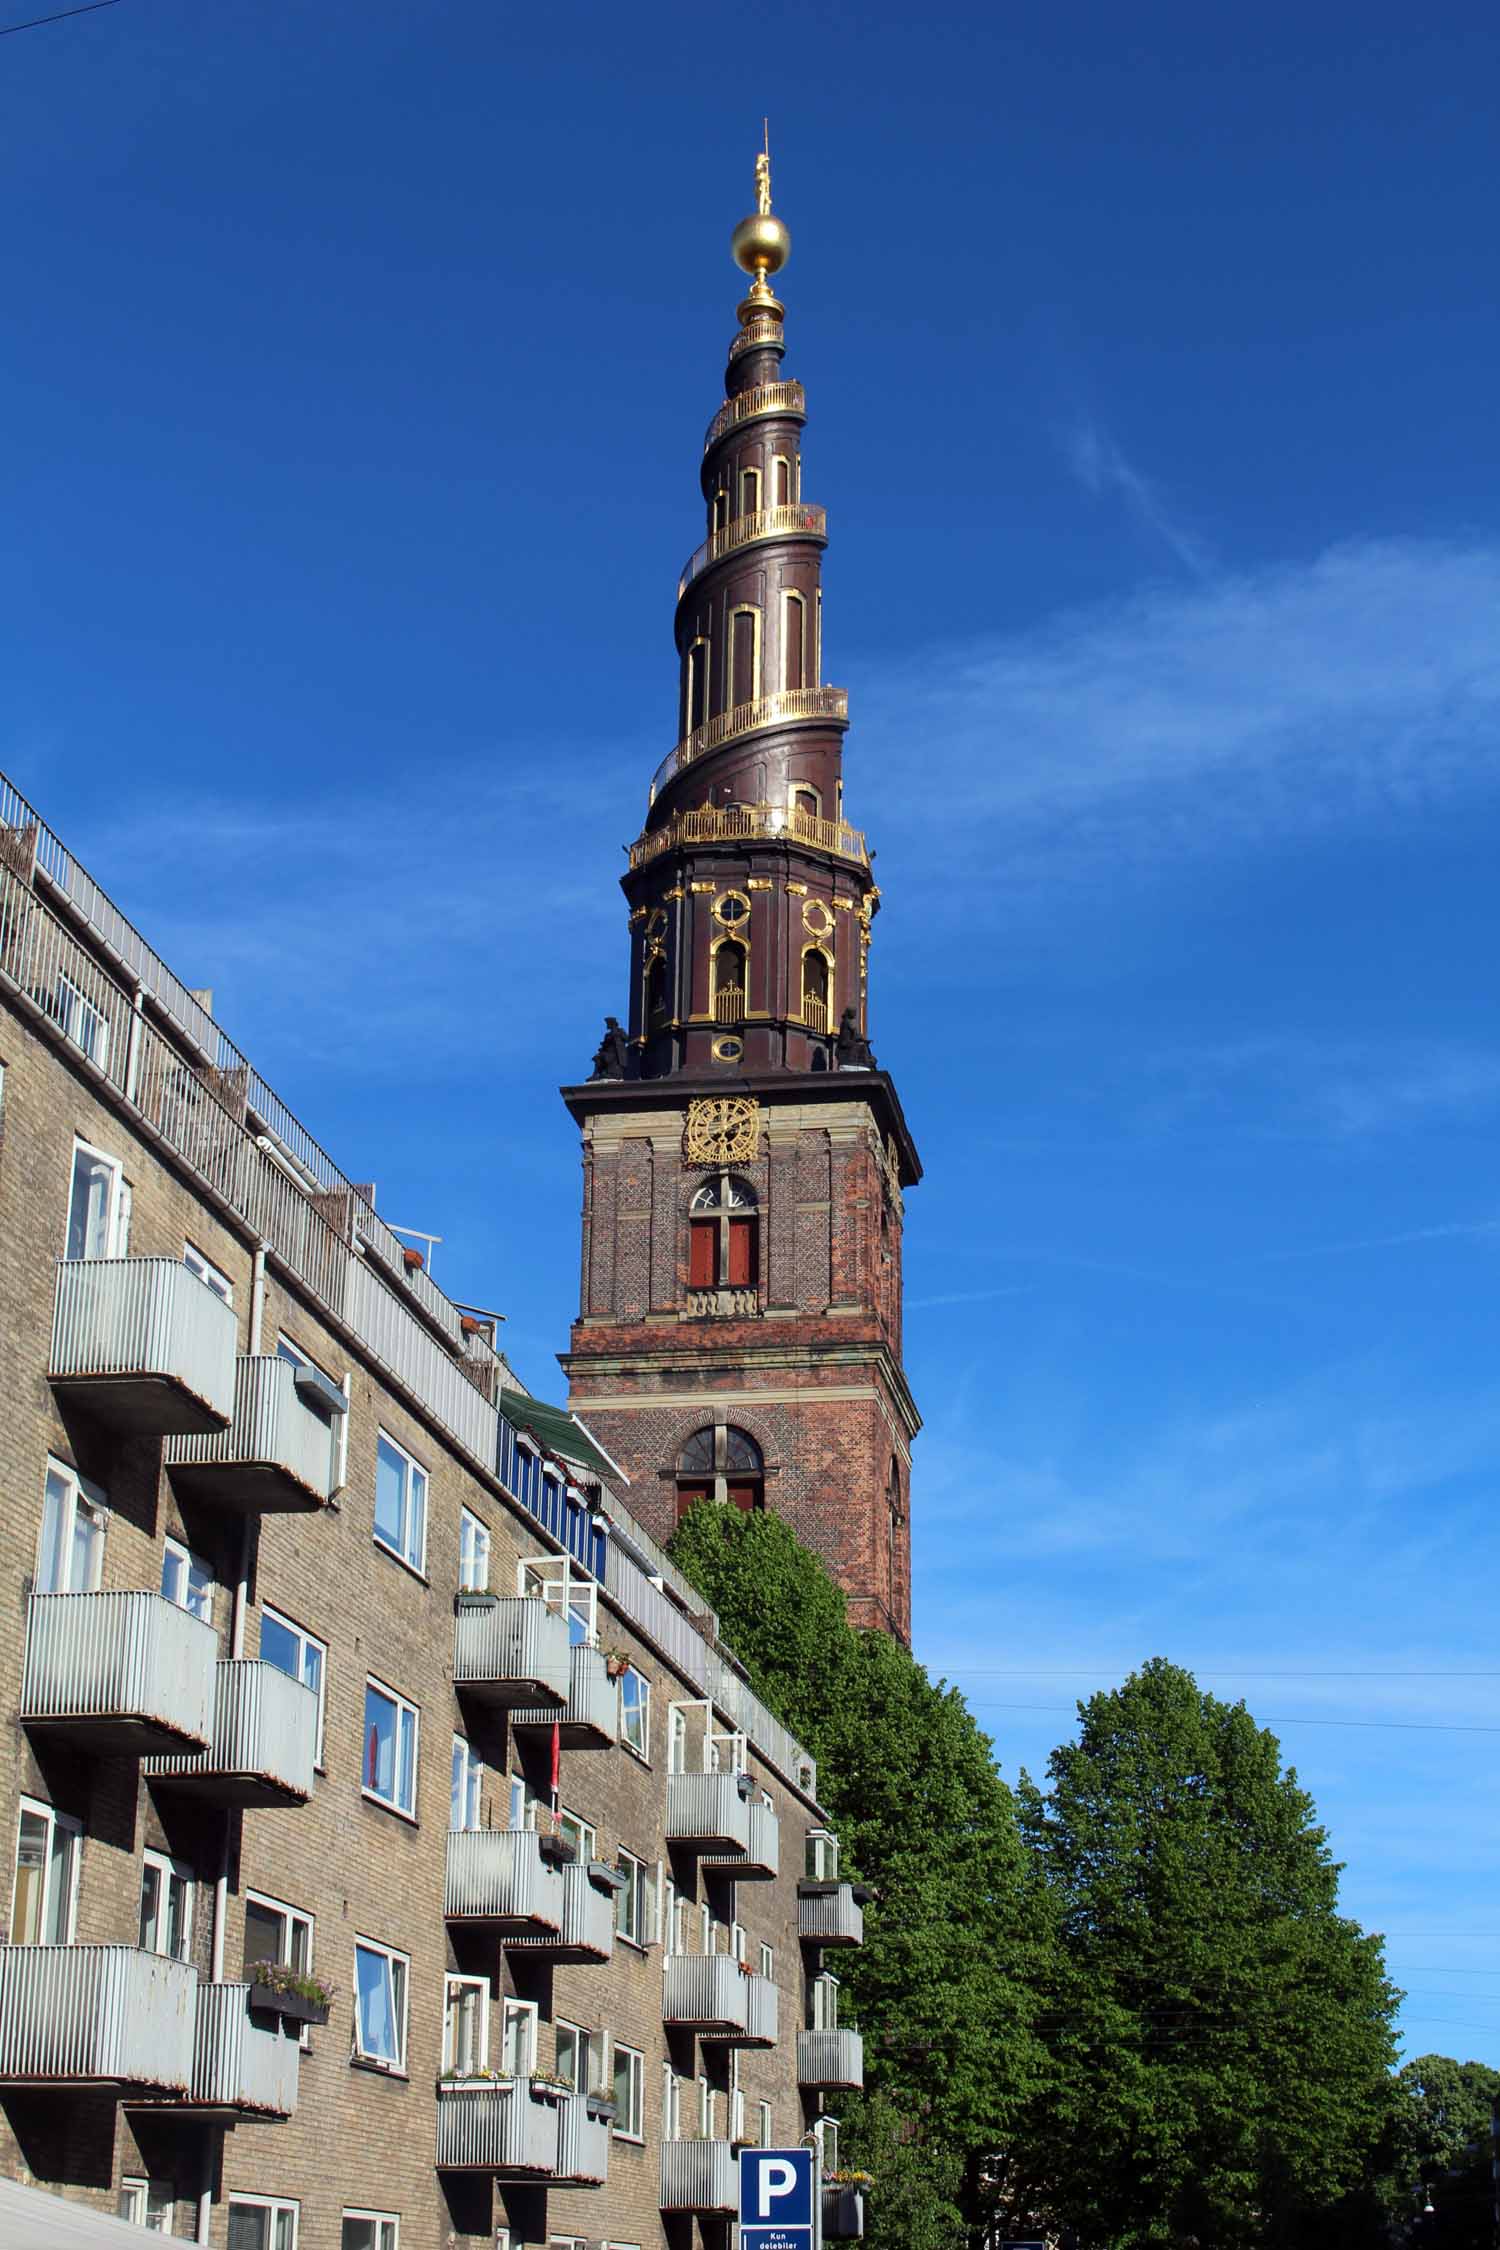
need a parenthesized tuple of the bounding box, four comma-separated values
(649, 686, 848, 799)
(629, 799, 867, 872)
(678, 503, 827, 601)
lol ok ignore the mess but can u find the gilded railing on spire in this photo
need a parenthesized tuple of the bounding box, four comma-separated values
(650, 685, 849, 797)
(729, 312, 783, 362)
(678, 504, 827, 600)
(703, 382, 806, 456)
(629, 801, 867, 872)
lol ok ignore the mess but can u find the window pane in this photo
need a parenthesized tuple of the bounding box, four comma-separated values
(245, 1897, 285, 1971)
(227, 2206, 270, 2250)
(13, 1811, 46, 1945)
(355, 1946, 397, 2062)
(261, 1612, 299, 1678)
(556, 2024, 579, 2088)
(71, 1503, 101, 1594)
(364, 1685, 394, 1799)
(408, 1468, 426, 1567)
(374, 1439, 406, 1552)
(139, 1862, 161, 1950)
(68, 1147, 113, 1260)
(38, 1470, 70, 1594)
(397, 1707, 416, 1812)
(47, 1817, 77, 1944)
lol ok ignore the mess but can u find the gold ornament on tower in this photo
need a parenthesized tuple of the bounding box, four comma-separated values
(683, 1095, 761, 1166)
(731, 121, 790, 313)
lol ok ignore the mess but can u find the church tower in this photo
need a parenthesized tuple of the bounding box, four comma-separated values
(561, 144, 921, 1640)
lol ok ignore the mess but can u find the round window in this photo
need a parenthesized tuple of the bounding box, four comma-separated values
(713, 892, 751, 926)
(712, 1035, 744, 1063)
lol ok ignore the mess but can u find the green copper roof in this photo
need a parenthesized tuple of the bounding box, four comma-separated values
(498, 1390, 621, 1487)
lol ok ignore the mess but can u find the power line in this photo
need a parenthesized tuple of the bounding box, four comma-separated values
(946, 1668, 1500, 1680)
(0, 0, 118, 35)
(969, 1698, 1500, 1736)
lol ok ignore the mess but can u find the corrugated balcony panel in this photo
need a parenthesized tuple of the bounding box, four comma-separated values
(435, 2078, 561, 2175)
(184, 1982, 299, 2117)
(730, 1973, 778, 2049)
(798, 1882, 865, 1948)
(555, 2091, 610, 2187)
(165, 1356, 334, 1513)
(452, 1598, 571, 1708)
(49, 1258, 237, 1435)
(511, 1644, 616, 1748)
(444, 1830, 565, 1935)
(505, 1862, 614, 1964)
(660, 2139, 737, 2213)
(663, 1956, 750, 2034)
(705, 1795, 779, 1882)
(0, 1946, 196, 2090)
(798, 2026, 865, 2089)
(144, 1659, 317, 1807)
(666, 1772, 752, 1855)
(22, 1592, 217, 1756)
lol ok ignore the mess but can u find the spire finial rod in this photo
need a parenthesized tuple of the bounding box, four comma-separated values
(756, 120, 772, 216)
(732, 123, 790, 310)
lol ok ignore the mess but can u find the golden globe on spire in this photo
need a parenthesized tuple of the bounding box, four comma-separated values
(730, 121, 790, 314)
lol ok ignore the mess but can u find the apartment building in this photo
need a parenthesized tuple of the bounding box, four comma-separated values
(0, 766, 869, 2250)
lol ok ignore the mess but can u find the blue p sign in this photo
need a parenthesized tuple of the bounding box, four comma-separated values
(740, 2146, 816, 2250)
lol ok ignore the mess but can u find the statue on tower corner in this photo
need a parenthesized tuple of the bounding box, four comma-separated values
(589, 1017, 629, 1081)
(836, 1008, 875, 1071)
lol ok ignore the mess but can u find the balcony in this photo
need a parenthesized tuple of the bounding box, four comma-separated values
(49, 1257, 236, 1436)
(436, 2077, 561, 2175)
(145, 1659, 317, 1807)
(736, 1974, 778, 2048)
(824, 2184, 867, 2240)
(667, 1771, 752, 1856)
(506, 1861, 615, 1966)
(678, 503, 827, 601)
(798, 2027, 865, 2090)
(630, 797, 868, 874)
(180, 1982, 299, 2118)
(21, 1591, 216, 1756)
(702, 379, 806, 455)
(453, 1596, 571, 1709)
(445, 1830, 566, 1937)
(649, 685, 849, 798)
(706, 1795, 779, 1882)
(0, 1946, 196, 2092)
(798, 1881, 865, 1948)
(555, 2090, 611, 2187)
(165, 1355, 336, 1513)
(663, 1956, 748, 2036)
(660, 2139, 736, 2214)
(512, 1643, 616, 1749)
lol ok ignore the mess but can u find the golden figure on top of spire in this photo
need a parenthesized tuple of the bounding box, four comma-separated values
(732, 122, 790, 306)
(755, 121, 773, 216)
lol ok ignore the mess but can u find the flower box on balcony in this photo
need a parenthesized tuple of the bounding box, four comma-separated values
(454, 1590, 499, 1613)
(537, 1835, 575, 1868)
(585, 2091, 617, 2122)
(246, 1969, 331, 2027)
(588, 1859, 627, 1894)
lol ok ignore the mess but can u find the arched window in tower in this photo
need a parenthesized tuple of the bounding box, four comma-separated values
(687, 1173, 758, 1298)
(675, 1421, 764, 1518)
(791, 783, 821, 832)
(739, 465, 762, 517)
(782, 591, 805, 692)
(801, 945, 831, 1035)
(712, 485, 729, 535)
(684, 637, 710, 737)
(645, 949, 668, 1028)
(713, 938, 747, 1024)
(772, 454, 792, 508)
(730, 606, 760, 709)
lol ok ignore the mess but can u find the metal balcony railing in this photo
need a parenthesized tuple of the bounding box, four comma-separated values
(555, 2089, 611, 2186)
(188, 1982, 300, 2117)
(714, 987, 746, 1025)
(506, 1861, 615, 1966)
(436, 2078, 561, 2174)
(0, 1946, 196, 2091)
(444, 1831, 566, 1936)
(678, 504, 826, 600)
(798, 2026, 865, 2089)
(738, 1973, 778, 2048)
(660, 2139, 737, 2213)
(707, 1795, 779, 1882)
(50, 1258, 237, 1436)
(798, 1882, 864, 1948)
(22, 1592, 217, 1757)
(629, 798, 868, 872)
(667, 1771, 752, 1855)
(824, 2183, 867, 2239)
(512, 1644, 616, 1749)
(663, 1956, 749, 2035)
(702, 380, 806, 454)
(650, 685, 849, 797)
(145, 1659, 317, 1807)
(453, 1597, 571, 1708)
(165, 1355, 335, 1513)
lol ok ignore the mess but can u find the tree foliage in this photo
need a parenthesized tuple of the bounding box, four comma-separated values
(1386, 2054, 1500, 2246)
(1008, 1658, 1402, 2249)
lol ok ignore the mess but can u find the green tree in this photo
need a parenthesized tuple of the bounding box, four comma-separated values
(668, 1501, 1045, 2250)
(1008, 1657, 1401, 2249)
(1389, 2054, 1500, 2246)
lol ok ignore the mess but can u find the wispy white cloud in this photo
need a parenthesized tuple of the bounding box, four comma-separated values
(1062, 416, 1212, 578)
(1145, 1036, 1500, 1139)
(1250, 1217, 1500, 1263)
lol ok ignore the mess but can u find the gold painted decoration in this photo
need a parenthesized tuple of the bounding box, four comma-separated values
(684, 1095, 760, 1167)
(803, 899, 834, 937)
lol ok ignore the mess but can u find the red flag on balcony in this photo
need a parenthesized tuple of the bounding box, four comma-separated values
(550, 1719, 561, 1819)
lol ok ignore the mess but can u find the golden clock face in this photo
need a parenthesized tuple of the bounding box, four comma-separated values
(683, 1095, 759, 1166)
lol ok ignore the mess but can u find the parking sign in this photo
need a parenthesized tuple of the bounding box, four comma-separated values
(740, 2146, 816, 2250)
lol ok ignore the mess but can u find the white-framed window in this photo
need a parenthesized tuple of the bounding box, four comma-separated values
(619, 1666, 650, 1759)
(363, 1678, 418, 1818)
(662, 1878, 680, 1955)
(507, 1773, 542, 1831)
(662, 2063, 681, 2141)
(731, 1920, 747, 1964)
(353, 1938, 409, 2071)
(450, 1735, 483, 1831)
(729, 2055, 744, 2145)
(66, 1137, 130, 1258)
(11, 1796, 81, 1945)
(759, 1941, 774, 1980)
(758, 2099, 773, 2147)
(374, 1430, 426, 1573)
(815, 2116, 840, 2174)
(667, 1704, 688, 1774)
(555, 2020, 605, 2094)
(139, 1849, 193, 1961)
(501, 1996, 537, 2077)
(698, 1901, 711, 1954)
(612, 2041, 644, 2139)
(276, 1333, 347, 1492)
(260, 1606, 326, 1766)
(183, 1242, 233, 1304)
(442, 1974, 488, 2076)
(244, 1889, 315, 2045)
(518, 1554, 596, 1645)
(56, 974, 109, 1067)
(807, 1828, 840, 1880)
(37, 1457, 105, 1594)
(812, 1971, 840, 2029)
(558, 1808, 596, 1863)
(697, 2074, 713, 2138)
(615, 1850, 648, 1947)
(226, 2196, 298, 2250)
(458, 1507, 490, 1592)
(341, 2219, 397, 2250)
(119, 2177, 174, 2233)
(161, 1535, 212, 1622)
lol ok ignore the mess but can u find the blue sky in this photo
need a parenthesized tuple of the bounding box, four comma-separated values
(5, 0, 1499, 2066)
